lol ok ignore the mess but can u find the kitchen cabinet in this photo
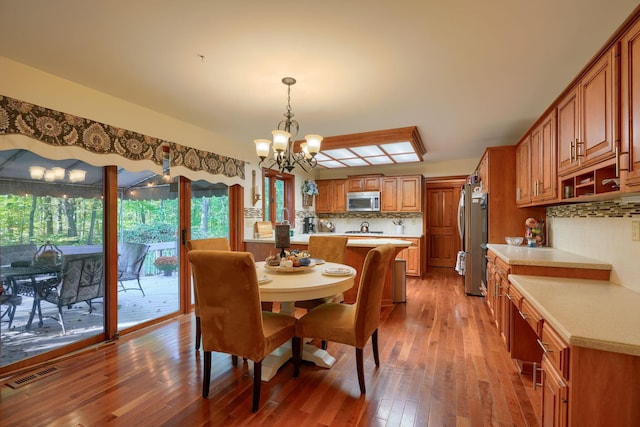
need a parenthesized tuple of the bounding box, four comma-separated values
(541, 357, 568, 427)
(556, 46, 620, 201)
(476, 154, 489, 191)
(380, 175, 422, 212)
(476, 146, 546, 242)
(621, 18, 640, 189)
(395, 237, 421, 277)
(315, 179, 346, 213)
(347, 175, 381, 192)
(516, 112, 557, 206)
(515, 136, 532, 207)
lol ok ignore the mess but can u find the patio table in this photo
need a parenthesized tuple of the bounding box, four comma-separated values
(1, 264, 61, 328)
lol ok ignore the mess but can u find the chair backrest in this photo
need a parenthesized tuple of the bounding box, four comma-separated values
(354, 244, 396, 347)
(58, 253, 104, 306)
(0, 243, 37, 267)
(185, 238, 230, 252)
(307, 235, 348, 264)
(118, 242, 150, 274)
(187, 250, 265, 361)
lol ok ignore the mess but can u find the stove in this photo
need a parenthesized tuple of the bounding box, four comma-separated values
(344, 230, 384, 234)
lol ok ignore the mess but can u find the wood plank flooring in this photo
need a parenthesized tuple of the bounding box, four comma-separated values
(0, 267, 540, 426)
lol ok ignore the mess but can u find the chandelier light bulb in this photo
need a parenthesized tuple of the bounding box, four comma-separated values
(29, 166, 45, 180)
(272, 130, 290, 152)
(254, 139, 271, 159)
(304, 134, 323, 155)
(51, 167, 66, 181)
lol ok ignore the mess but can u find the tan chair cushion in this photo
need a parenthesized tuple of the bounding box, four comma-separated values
(186, 238, 230, 316)
(188, 250, 295, 362)
(295, 244, 396, 348)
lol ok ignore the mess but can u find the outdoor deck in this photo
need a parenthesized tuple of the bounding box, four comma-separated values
(1, 274, 181, 367)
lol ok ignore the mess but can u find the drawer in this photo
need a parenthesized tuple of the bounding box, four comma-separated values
(506, 283, 524, 309)
(539, 323, 570, 380)
(520, 298, 543, 336)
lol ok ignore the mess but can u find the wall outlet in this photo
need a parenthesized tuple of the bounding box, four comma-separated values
(633, 221, 640, 241)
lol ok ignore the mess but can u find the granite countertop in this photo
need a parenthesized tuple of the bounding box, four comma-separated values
(487, 243, 612, 271)
(509, 274, 640, 356)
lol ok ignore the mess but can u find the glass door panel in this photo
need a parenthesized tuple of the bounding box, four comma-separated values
(117, 170, 180, 330)
(0, 149, 105, 368)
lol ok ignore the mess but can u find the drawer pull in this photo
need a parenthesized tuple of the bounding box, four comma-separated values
(519, 311, 530, 321)
(537, 338, 553, 353)
(532, 362, 544, 390)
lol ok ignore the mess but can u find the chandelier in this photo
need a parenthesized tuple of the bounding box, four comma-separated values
(254, 77, 323, 173)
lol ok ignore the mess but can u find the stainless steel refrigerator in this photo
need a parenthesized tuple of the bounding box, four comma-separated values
(457, 182, 488, 296)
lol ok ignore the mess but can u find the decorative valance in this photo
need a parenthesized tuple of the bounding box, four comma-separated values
(0, 95, 245, 183)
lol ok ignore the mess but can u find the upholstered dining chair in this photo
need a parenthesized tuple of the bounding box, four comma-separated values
(187, 250, 298, 412)
(293, 244, 396, 394)
(186, 238, 230, 351)
(295, 235, 348, 349)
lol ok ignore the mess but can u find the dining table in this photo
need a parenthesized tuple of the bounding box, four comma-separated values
(255, 260, 356, 382)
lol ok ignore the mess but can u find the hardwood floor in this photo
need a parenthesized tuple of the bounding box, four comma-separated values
(0, 268, 540, 426)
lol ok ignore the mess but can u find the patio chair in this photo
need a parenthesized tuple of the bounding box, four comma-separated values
(37, 252, 104, 334)
(118, 242, 150, 296)
(1, 280, 22, 329)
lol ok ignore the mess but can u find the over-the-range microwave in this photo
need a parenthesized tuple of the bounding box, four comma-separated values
(346, 191, 380, 212)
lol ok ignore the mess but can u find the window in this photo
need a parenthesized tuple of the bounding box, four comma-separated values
(262, 169, 294, 225)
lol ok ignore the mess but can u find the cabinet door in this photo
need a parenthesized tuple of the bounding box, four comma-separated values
(477, 153, 490, 192)
(398, 175, 422, 212)
(315, 180, 333, 213)
(541, 357, 568, 427)
(557, 85, 580, 175)
(347, 175, 380, 192)
(621, 19, 640, 187)
(333, 179, 347, 212)
(579, 47, 617, 167)
(531, 112, 557, 202)
(516, 136, 531, 206)
(380, 177, 398, 211)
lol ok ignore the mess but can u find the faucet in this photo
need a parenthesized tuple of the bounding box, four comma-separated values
(281, 208, 290, 225)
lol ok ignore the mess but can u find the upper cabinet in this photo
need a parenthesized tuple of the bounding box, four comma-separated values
(621, 18, 640, 189)
(380, 175, 422, 212)
(557, 85, 580, 176)
(515, 111, 557, 206)
(315, 179, 346, 213)
(347, 175, 381, 192)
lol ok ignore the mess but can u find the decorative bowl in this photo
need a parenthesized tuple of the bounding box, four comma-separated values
(505, 236, 524, 246)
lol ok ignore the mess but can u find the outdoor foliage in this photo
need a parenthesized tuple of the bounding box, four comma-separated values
(153, 255, 178, 271)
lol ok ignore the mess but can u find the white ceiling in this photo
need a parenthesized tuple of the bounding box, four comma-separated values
(0, 0, 638, 171)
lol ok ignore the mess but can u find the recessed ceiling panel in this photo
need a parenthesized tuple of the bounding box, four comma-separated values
(341, 158, 369, 166)
(391, 153, 420, 163)
(366, 156, 394, 165)
(317, 160, 345, 168)
(381, 141, 413, 154)
(321, 148, 356, 160)
(350, 145, 385, 157)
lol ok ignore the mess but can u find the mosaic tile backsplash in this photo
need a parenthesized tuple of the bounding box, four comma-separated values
(547, 199, 640, 218)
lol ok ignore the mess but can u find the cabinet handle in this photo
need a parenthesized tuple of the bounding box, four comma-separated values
(537, 338, 553, 353)
(532, 362, 544, 390)
(519, 310, 530, 321)
(505, 293, 514, 302)
(570, 140, 575, 163)
(576, 140, 585, 159)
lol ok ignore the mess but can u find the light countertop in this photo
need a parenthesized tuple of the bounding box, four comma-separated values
(509, 275, 640, 356)
(487, 243, 612, 271)
(245, 232, 420, 245)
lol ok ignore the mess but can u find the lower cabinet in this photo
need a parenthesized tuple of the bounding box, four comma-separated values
(541, 357, 568, 427)
(395, 237, 421, 277)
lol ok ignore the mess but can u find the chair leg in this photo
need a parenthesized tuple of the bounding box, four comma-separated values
(356, 347, 366, 394)
(292, 336, 301, 377)
(252, 361, 262, 413)
(136, 278, 145, 297)
(195, 316, 201, 351)
(321, 340, 328, 350)
(232, 355, 239, 366)
(202, 351, 212, 398)
(58, 307, 67, 335)
(372, 329, 380, 366)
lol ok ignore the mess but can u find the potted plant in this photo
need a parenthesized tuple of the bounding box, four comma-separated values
(154, 255, 178, 276)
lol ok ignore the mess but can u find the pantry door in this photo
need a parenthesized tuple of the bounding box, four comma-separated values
(425, 179, 465, 268)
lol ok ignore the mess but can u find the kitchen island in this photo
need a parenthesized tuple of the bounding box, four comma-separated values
(244, 234, 412, 305)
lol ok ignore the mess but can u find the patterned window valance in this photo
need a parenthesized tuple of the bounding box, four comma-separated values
(0, 95, 245, 182)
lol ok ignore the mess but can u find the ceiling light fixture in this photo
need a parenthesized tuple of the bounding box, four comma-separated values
(254, 77, 323, 173)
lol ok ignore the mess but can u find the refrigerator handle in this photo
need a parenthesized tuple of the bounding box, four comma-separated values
(457, 192, 464, 241)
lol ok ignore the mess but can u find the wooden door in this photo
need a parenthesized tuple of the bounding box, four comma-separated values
(425, 181, 463, 268)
